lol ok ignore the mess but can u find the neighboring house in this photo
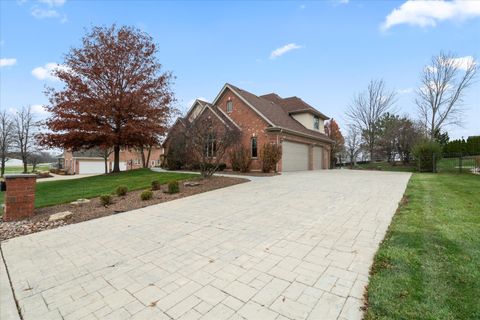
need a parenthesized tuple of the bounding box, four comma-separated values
(62, 146, 163, 174)
(164, 83, 334, 172)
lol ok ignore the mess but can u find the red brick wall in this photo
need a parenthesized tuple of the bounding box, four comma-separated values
(3, 175, 36, 221)
(216, 88, 273, 171)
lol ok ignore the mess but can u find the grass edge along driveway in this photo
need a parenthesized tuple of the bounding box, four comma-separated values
(365, 173, 480, 320)
(0, 169, 197, 209)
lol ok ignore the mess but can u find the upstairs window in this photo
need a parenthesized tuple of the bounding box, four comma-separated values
(227, 101, 233, 113)
(251, 137, 258, 158)
(313, 116, 320, 130)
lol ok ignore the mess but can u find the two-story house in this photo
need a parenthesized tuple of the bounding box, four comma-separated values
(164, 83, 334, 172)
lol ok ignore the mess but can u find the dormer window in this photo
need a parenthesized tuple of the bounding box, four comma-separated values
(227, 101, 233, 113)
(313, 116, 320, 130)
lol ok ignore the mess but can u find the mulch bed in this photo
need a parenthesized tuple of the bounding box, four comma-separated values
(0, 176, 247, 241)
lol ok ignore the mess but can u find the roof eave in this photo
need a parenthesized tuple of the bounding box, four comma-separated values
(289, 109, 329, 120)
(266, 127, 335, 144)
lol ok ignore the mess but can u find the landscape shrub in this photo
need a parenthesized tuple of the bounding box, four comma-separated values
(167, 180, 180, 194)
(140, 190, 153, 201)
(230, 146, 251, 172)
(100, 194, 113, 206)
(218, 163, 227, 171)
(151, 180, 161, 190)
(115, 185, 128, 196)
(412, 140, 442, 172)
(260, 143, 282, 173)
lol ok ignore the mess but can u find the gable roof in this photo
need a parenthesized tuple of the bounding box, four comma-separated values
(224, 84, 333, 142)
(266, 95, 330, 120)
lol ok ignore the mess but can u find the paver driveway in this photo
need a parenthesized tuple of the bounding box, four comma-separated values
(1, 170, 411, 320)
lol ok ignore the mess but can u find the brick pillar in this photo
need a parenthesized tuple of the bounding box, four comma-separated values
(3, 174, 36, 221)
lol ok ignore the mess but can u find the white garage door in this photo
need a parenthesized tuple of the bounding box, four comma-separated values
(78, 161, 105, 174)
(313, 146, 323, 170)
(282, 141, 309, 171)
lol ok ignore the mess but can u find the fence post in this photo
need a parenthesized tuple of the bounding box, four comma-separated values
(459, 153, 463, 173)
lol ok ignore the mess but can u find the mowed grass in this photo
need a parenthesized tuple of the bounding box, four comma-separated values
(365, 173, 480, 319)
(0, 169, 197, 209)
(355, 161, 417, 172)
(2, 164, 50, 174)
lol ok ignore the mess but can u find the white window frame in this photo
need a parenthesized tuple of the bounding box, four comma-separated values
(227, 101, 233, 113)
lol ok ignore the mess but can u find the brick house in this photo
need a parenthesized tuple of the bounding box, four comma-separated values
(164, 83, 334, 172)
(62, 146, 163, 174)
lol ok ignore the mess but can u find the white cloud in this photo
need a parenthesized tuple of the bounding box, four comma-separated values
(270, 43, 303, 59)
(31, 104, 49, 115)
(31, 62, 68, 81)
(299, 4, 306, 10)
(382, 0, 480, 30)
(448, 56, 476, 70)
(0, 58, 17, 67)
(31, 6, 59, 18)
(397, 88, 413, 94)
(39, 0, 66, 6)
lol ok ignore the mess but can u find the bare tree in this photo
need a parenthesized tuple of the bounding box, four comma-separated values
(185, 112, 240, 177)
(346, 79, 396, 161)
(0, 110, 14, 177)
(416, 52, 477, 139)
(344, 124, 362, 168)
(13, 106, 37, 173)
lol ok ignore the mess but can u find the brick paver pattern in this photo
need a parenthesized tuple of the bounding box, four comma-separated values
(1, 170, 411, 320)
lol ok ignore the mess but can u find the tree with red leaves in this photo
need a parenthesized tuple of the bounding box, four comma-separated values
(39, 25, 175, 172)
(325, 118, 345, 166)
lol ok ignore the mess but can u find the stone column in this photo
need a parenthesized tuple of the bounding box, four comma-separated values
(3, 174, 36, 222)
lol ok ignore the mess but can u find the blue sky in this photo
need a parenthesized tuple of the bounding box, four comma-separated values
(1, 0, 479, 140)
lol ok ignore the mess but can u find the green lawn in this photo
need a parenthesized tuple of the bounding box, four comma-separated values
(365, 173, 480, 319)
(355, 158, 479, 174)
(2, 164, 50, 174)
(0, 169, 197, 209)
(354, 161, 417, 172)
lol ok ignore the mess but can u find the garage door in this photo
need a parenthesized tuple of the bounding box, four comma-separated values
(313, 146, 323, 170)
(78, 161, 105, 174)
(282, 141, 309, 171)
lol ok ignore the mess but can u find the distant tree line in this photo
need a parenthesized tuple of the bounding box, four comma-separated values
(443, 136, 480, 156)
(341, 51, 477, 170)
(0, 106, 55, 176)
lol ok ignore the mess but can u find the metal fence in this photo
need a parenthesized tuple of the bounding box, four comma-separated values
(432, 153, 480, 173)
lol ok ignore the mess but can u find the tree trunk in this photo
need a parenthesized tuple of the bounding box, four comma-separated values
(140, 146, 146, 168)
(23, 157, 28, 173)
(145, 146, 152, 168)
(104, 158, 108, 174)
(1, 158, 5, 177)
(113, 145, 120, 172)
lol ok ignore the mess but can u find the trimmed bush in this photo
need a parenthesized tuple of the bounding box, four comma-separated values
(218, 163, 227, 171)
(140, 190, 153, 201)
(151, 180, 161, 191)
(412, 140, 442, 172)
(115, 185, 128, 196)
(260, 143, 282, 173)
(100, 194, 112, 206)
(230, 146, 251, 172)
(167, 180, 180, 194)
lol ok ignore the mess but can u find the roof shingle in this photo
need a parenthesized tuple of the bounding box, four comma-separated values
(226, 84, 332, 142)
